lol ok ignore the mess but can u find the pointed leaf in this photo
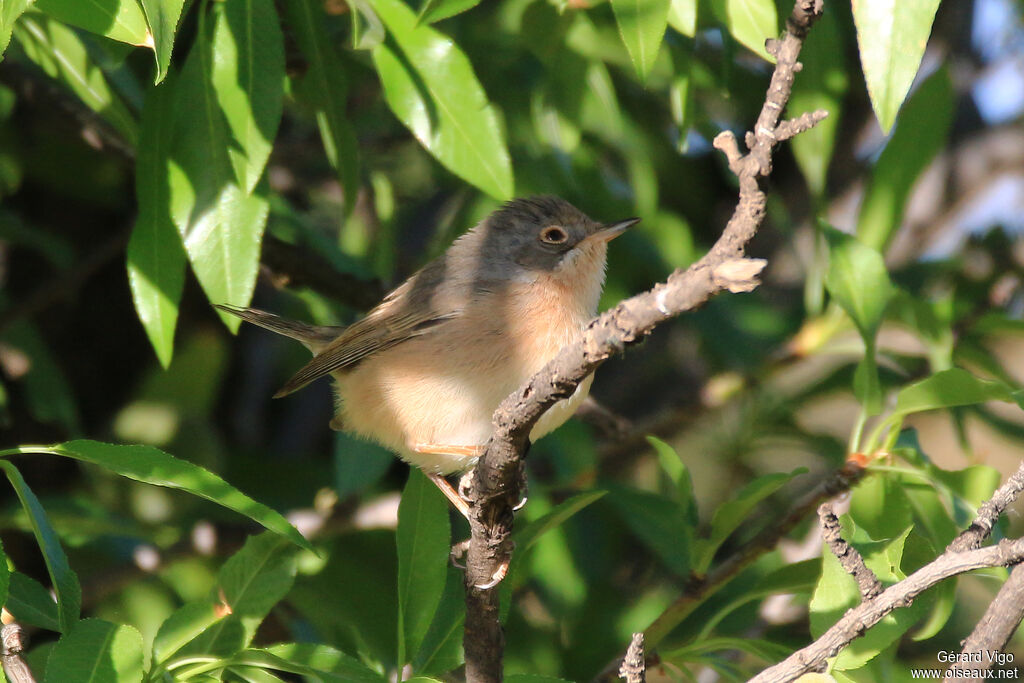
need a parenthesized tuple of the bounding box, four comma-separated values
(139, 0, 185, 83)
(647, 436, 697, 525)
(13, 12, 137, 145)
(411, 566, 464, 676)
(368, 0, 513, 200)
(667, 0, 696, 37)
(6, 571, 60, 632)
(283, 0, 360, 217)
(610, 0, 671, 81)
(710, 0, 777, 61)
(418, 0, 481, 23)
(169, 30, 268, 329)
(0, 461, 81, 632)
(824, 227, 895, 341)
(0, 0, 33, 58)
(44, 619, 144, 683)
(13, 440, 312, 551)
(607, 485, 691, 577)
(891, 369, 1021, 421)
(264, 643, 387, 682)
(397, 469, 450, 666)
(789, 8, 848, 197)
(185, 533, 297, 656)
(128, 79, 185, 368)
(856, 68, 953, 251)
(33, 0, 150, 46)
(152, 601, 224, 665)
(695, 469, 804, 572)
(210, 0, 284, 194)
(853, 0, 941, 133)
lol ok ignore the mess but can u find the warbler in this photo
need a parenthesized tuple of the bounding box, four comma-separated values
(218, 196, 637, 511)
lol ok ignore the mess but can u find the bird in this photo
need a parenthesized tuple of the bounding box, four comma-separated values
(217, 196, 638, 514)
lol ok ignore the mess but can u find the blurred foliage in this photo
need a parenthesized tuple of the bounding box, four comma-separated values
(1, 0, 1024, 680)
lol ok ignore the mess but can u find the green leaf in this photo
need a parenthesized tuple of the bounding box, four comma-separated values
(13, 12, 138, 145)
(184, 533, 297, 657)
(789, 8, 847, 198)
(411, 566, 464, 676)
(856, 68, 953, 251)
(152, 601, 224, 665)
(33, 0, 150, 46)
(710, 0, 777, 62)
(6, 571, 61, 632)
(667, 0, 696, 37)
(396, 468, 450, 666)
(0, 461, 81, 632)
(128, 79, 185, 368)
(210, 0, 284, 194)
(606, 485, 691, 577)
(646, 436, 697, 525)
(169, 29, 269, 329)
(0, 0, 33, 58)
(283, 0, 360, 217)
(0, 538, 9, 607)
(263, 643, 387, 682)
(694, 469, 804, 573)
(512, 490, 607, 553)
(891, 368, 1020, 420)
(44, 619, 144, 683)
(506, 677, 576, 683)
(214, 648, 384, 682)
(852, 0, 941, 133)
(418, 0, 481, 23)
(138, 0, 184, 83)
(368, 0, 513, 200)
(12, 440, 312, 551)
(610, 0, 671, 82)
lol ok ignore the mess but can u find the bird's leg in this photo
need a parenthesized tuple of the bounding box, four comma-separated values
(413, 443, 486, 458)
(427, 473, 470, 518)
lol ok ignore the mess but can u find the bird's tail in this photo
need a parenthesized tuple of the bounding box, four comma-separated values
(214, 304, 341, 353)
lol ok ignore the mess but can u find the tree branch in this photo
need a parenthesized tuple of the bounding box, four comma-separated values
(945, 563, 1024, 682)
(818, 502, 882, 600)
(461, 3, 828, 679)
(751, 463, 1024, 683)
(618, 633, 646, 683)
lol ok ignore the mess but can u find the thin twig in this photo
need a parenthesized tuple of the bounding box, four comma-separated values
(948, 461, 1024, 553)
(751, 538, 1024, 683)
(618, 633, 646, 683)
(818, 502, 882, 599)
(944, 563, 1024, 682)
(462, 1, 828, 679)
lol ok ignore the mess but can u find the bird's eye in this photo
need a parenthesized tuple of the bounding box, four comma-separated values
(539, 226, 568, 245)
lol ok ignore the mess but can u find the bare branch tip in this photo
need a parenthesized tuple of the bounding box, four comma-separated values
(618, 632, 646, 683)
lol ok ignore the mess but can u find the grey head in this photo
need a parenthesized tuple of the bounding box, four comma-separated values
(474, 196, 639, 274)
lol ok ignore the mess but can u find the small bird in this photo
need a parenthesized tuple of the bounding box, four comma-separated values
(218, 196, 637, 513)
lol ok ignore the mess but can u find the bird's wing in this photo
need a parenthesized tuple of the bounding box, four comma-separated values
(273, 306, 457, 397)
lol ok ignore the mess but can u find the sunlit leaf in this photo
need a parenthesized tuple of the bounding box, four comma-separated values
(856, 68, 953, 251)
(282, 0, 360, 217)
(152, 601, 224, 665)
(34, 0, 150, 46)
(264, 643, 386, 682)
(0, 461, 81, 632)
(397, 468, 450, 666)
(44, 619, 144, 683)
(418, 0, 480, 23)
(891, 368, 1021, 419)
(368, 0, 513, 200)
(8, 440, 312, 551)
(667, 0, 696, 36)
(128, 79, 185, 368)
(852, 0, 941, 133)
(0, 0, 33, 58)
(139, 0, 185, 83)
(611, 0, 671, 82)
(710, 0, 777, 61)
(210, 0, 284, 194)
(13, 12, 138, 145)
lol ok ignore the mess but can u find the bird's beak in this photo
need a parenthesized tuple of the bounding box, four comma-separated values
(586, 217, 641, 244)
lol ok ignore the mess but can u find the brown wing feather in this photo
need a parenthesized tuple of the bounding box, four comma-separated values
(272, 309, 456, 397)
